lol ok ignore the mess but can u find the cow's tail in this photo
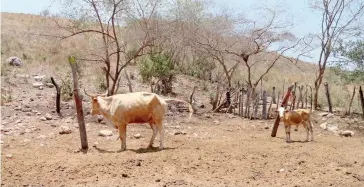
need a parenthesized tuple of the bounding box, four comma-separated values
(164, 99, 194, 120)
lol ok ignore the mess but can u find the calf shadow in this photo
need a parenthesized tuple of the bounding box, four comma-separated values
(275, 137, 313, 143)
(94, 146, 176, 154)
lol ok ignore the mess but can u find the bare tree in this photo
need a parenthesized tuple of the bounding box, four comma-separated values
(310, 0, 364, 109)
(54, 0, 161, 95)
(223, 8, 303, 97)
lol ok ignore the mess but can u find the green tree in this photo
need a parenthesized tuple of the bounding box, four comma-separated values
(333, 39, 364, 84)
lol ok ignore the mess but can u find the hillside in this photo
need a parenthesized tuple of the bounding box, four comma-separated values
(0, 12, 360, 111)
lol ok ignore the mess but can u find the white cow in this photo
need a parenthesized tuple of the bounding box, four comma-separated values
(84, 89, 193, 151)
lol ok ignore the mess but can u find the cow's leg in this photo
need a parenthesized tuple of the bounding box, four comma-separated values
(309, 121, 314, 142)
(155, 119, 164, 150)
(118, 123, 127, 151)
(285, 124, 291, 143)
(148, 122, 158, 148)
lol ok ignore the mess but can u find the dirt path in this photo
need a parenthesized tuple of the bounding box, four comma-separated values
(2, 116, 364, 187)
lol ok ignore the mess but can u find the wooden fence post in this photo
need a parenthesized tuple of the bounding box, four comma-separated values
(359, 86, 364, 119)
(50, 77, 61, 114)
(262, 90, 267, 119)
(291, 82, 297, 110)
(305, 85, 308, 109)
(272, 87, 276, 104)
(324, 82, 333, 113)
(245, 87, 252, 118)
(309, 86, 313, 111)
(271, 84, 294, 137)
(69, 56, 88, 150)
(276, 91, 280, 110)
(239, 87, 244, 117)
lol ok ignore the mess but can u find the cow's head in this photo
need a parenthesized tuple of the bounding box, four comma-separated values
(277, 107, 288, 118)
(84, 88, 108, 115)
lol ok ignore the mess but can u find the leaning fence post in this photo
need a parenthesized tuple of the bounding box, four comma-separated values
(50, 77, 61, 114)
(324, 82, 333, 113)
(69, 56, 88, 150)
(271, 84, 294, 137)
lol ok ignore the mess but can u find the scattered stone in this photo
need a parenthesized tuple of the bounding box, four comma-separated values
(93, 142, 99, 147)
(34, 75, 45, 82)
(30, 98, 34, 102)
(136, 161, 141, 166)
(213, 120, 219, 125)
(36, 135, 47, 139)
(264, 126, 269, 129)
(122, 174, 129, 178)
(32, 82, 44, 88)
(25, 112, 32, 116)
(155, 179, 161, 182)
(15, 120, 22, 124)
(36, 93, 42, 96)
(6, 56, 22, 66)
(40, 117, 47, 121)
(278, 168, 285, 173)
(6, 154, 13, 158)
(338, 130, 354, 137)
(23, 139, 31, 143)
(45, 83, 54, 88)
(45, 113, 52, 120)
(134, 133, 142, 139)
(38, 86, 44, 90)
(21, 108, 32, 112)
(346, 171, 352, 175)
(24, 129, 31, 133)
(37, 112, 42, 116)
(98, 130, 113, 137)
(97, 115, 103, 123)
(174, 131, 187, 135)
(59, 126, 72, 134)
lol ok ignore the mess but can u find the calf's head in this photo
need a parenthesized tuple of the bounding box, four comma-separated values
(84, 88, 108, 115)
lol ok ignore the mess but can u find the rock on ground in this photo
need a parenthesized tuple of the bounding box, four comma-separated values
(98, 130, 113, 137)
(6, 57, 23, 66)
(59, 126, 72, 134)
(339, 130, 354, 137)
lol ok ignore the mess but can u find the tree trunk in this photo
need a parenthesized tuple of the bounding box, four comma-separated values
(69, 56, 88, 150)
(324, 82, 333, 113)
(276, 91, 280, 110)
(359, 86, 364, 119)
(347, 86, 356, 115)
(125, 71, 133, 92)
(271, 84, 294, 137)
(50, 77, 61, 114)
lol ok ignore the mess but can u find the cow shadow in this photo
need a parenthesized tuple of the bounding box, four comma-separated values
(94, 146, 177, 154)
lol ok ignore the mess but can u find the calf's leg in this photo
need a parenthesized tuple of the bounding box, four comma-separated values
(148, 122, 158, 148)
(285, 124, 292, 143)
(303, 121, 310, 142)
(118, 123, 127, 151)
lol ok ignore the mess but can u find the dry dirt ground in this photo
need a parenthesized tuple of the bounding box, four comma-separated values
(1, 72, 364, 187)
